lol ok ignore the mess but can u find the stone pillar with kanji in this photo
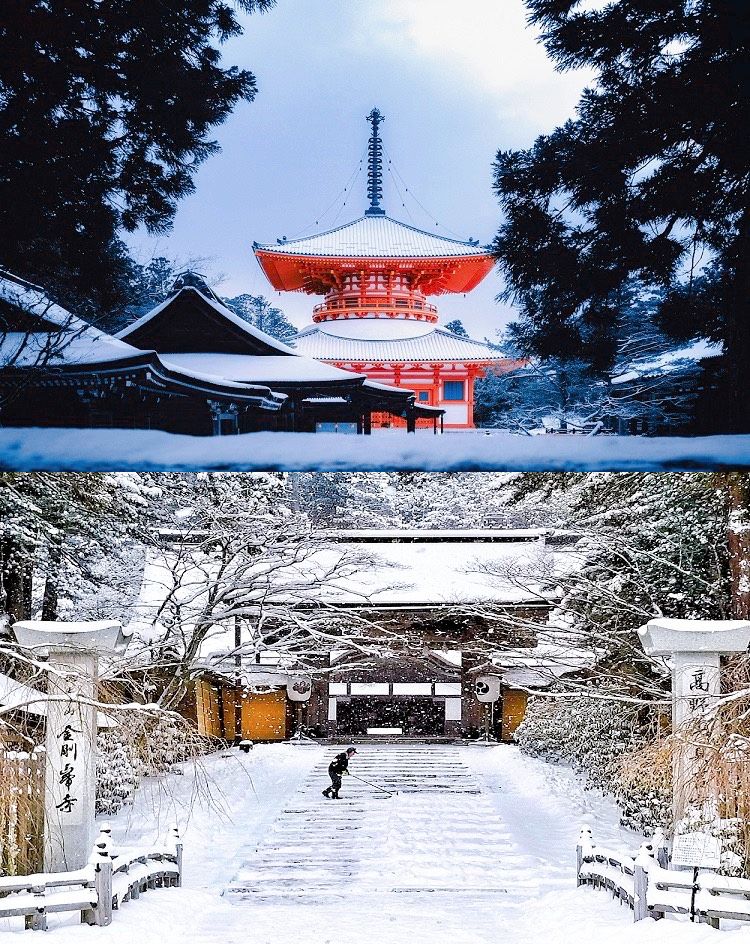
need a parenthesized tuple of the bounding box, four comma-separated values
(12, 621, 131, 872)
(637, 618, 750, 820)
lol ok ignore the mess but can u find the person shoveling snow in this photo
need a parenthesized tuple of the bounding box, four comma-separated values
(323, 747, 357, 799)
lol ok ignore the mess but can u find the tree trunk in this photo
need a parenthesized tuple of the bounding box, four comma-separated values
(1, 539, 32, 623)
(726, 473, 750, 619)
(41, 537, 62, 621)
(726, 207, 750, 433)
(158, 672, 190, 712)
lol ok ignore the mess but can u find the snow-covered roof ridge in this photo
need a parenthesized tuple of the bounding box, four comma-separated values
(324, 528, 549, 542)
(254, 214, 491, 259)
(117, 286, 297, 356)
(0, 269, 77, 329)
(294, 325, 506, 362)
(1, 270, 149, 368)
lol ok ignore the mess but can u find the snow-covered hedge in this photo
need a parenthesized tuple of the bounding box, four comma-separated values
(96, 731, 138, 815)
(515, 694, 671, 833)
(96, 713, 213, 816)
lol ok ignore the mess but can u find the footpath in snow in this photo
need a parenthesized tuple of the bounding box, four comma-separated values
(0, 428, 749, 471)
(1, 744, 740, 944)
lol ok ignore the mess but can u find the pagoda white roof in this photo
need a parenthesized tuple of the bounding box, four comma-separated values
(255, 215, 490, 259)
(294, 324, 506, 363)
(318, 318, 436, 341)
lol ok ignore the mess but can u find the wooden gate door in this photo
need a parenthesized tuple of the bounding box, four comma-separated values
(241, 690, 287, 741)
(501, 690, 528, 741)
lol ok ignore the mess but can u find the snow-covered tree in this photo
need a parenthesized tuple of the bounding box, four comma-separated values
(444, 319, 468, 337)
(288, 473, 397, 528)
(476, 289, 717, 434)
(223, 294, 298, 344)
(122, 473, 405, 708)
(0, 473, 156, 627)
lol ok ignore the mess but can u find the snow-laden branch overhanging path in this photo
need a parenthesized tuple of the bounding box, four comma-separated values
(7, 745, 726, 944)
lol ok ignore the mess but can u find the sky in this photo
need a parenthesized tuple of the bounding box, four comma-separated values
(128, 0, 592, 339)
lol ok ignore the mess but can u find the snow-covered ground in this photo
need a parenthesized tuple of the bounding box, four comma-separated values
(0, 428, 749, 471)
(2, 743, 740, 943)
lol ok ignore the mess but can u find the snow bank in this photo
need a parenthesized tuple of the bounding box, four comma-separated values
(0, 428, 748, 471)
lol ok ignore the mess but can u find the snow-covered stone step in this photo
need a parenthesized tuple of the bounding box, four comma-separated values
(225, 745, 540, 905)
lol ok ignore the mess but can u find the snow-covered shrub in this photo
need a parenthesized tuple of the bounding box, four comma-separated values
(130, 712, 211, 777)
(615, 738, 672, 833)
(516, 693, 671, 833)
(676, 687, 750, 876)
(0, 748, 44, 875)
(96, 731, 137, 815)
(96, 710, 214, 815)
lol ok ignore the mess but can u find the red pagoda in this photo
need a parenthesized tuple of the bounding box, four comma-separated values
(254, 109, 519, 429)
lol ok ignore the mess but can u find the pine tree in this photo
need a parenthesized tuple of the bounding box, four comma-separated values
(0, 473, 155, 626)
(223, 294, 298, 344)
(445, 319, 469, 338)
(0, 1, 275, 316)
(493, 0, 750, 431)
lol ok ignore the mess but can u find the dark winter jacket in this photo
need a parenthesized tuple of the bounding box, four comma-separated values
(328, 752, 351, 776)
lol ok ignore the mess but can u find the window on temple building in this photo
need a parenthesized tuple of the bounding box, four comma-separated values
(418, 391, 430, 402)
(443, 381, 465, 401)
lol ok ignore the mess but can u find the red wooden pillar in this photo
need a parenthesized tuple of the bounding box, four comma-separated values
(467, 367, 478, 427)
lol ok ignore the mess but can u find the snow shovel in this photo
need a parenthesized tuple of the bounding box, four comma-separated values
(350, 773, 398, 797)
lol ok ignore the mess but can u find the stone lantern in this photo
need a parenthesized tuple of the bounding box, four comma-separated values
(637, 618, 750, 820)
(12, 620, 131, 872)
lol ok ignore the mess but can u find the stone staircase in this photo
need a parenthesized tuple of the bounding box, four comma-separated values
(224, 745, 550, 905)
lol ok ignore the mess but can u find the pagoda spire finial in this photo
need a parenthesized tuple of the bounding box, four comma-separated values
(365, 108, 386, 217)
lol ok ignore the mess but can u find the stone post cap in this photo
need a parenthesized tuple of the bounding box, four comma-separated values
(637, 618, 750, 656)
(12, 620, 131, 654)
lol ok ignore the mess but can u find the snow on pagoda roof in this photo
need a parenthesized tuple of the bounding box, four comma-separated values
(254, 215, 490, 260)
(318, 318, 436, 341)
(294, 324, 506, 363)
(159, 353, 366, 386)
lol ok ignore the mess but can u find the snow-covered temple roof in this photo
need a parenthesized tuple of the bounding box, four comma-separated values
(308, 535, 573, 607)
(115, 279, 421, 404)
(0, 270, 147, 369)
(0, 271, 286, 409)
(117, 284, 296, 356)
(491, 643, 595, 688)
(326, 528, 548, 543)
(159, 353, 367, 386)
(127, 531, 578, 651)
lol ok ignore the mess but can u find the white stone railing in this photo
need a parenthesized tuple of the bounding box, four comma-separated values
(0, 825, 182, 930)
(577, 826, 750, 929)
